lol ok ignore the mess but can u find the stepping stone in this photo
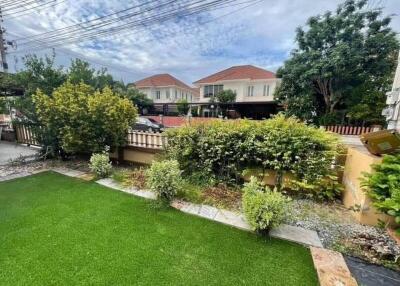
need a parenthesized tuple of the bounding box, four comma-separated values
(52, 168, 86, 178)
(96, 178, 122, 190)
(269, 224, 323, 248)
(214, 209, 251, 231)
(311, 247, 358, 286)
(198, 205, 219, 219)
(0, 171, 32, 182)
(77, 173, 95, 181)
(180, 203, 201, 215)
(135, 190, 156, 200)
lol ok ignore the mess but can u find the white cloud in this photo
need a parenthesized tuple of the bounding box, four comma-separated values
(4, 0, 400, 85)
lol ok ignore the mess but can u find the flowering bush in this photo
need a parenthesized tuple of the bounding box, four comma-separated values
(146, 160, 183, 203)
(242, 177, 290, 232)
(89, 151, 112, 178)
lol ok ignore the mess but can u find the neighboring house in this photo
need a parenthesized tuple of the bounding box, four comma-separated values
(193, 65, 280, 119)
(131, 74, 199, 115)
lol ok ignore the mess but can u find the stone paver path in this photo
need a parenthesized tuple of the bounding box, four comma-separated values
(95, 177, 325, 248)
(311, 247, 358, 286)
(52, 167, 87, 178)
(96, 178, 156, 199)
(270, 224, 323, 248)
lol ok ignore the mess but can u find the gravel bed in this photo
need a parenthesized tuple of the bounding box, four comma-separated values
(287, 199, 400, 268)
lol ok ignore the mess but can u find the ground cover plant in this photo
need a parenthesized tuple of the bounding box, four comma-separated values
(0, 172, 318, 285)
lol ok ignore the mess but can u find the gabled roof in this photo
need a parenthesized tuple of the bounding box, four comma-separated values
(133, 74, 192, 90)
(194, 65, 276, 84)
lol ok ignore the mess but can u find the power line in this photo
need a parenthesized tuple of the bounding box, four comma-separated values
(3, 0, 66, 18)
(15, 0, 247, 50)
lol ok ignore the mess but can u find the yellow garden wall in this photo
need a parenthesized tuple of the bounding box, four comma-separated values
(342, 146, 395, 226)
(110, 146, 162, 165)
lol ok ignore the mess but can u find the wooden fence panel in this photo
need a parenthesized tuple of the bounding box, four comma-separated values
(14, 124, 41, 146)
(321, 125, 380, 135)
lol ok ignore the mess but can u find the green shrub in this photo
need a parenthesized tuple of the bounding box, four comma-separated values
(89, 151, 112, 178)
(287, 173, 343, 201)
(242, 177, 290, 232)
(166, 114, 340, 191)
(146, 160, 183, 203)
(33, 81, 137, 154)
(362, 154, 400, 227)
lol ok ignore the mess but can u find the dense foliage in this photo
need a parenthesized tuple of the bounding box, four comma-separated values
(89, 151, 113, 178)
(242, 177, 290, 232)
(362, 154, 400, 228)
(146, 160, 183, 203)
(215, 89, 236, 117)
(275, 0, 399, 124)
(166, 114, 340, 190)
(33, 81, 137, 154)
(177, 99, 189, 115)
(123, 87, 153, 114)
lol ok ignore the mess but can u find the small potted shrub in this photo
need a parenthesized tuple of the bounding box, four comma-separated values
(242, 177, 290, 233)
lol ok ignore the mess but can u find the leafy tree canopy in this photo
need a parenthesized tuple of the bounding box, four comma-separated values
(275, 0, 399, 124)
(177, 99, 189, 115)
(123, 87, 153, 114)
(216, 89, 236, 104)
(68, 59, 117, 90)
(33, 81, 137, 154)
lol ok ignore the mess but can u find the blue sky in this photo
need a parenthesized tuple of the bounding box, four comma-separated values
(5, 0, 400, 85)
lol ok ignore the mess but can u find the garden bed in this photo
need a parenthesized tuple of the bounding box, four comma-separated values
(0, 172, 318, 285)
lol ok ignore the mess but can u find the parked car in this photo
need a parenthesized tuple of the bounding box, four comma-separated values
(132, 117, 164, 132)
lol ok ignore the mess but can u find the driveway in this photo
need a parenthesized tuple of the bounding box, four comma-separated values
(0, 141, 39, 166)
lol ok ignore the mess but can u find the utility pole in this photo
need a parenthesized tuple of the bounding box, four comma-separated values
(0, 7, 8, 73)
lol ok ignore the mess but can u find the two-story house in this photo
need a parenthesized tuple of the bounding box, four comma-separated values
(193, 65, 280, 119)
(132, 74, 199, 115)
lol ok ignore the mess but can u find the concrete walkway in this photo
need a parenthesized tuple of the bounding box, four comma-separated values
(0, 141, 39, 166)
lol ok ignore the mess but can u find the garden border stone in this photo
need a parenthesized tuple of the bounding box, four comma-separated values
(94, 176, 325, 248)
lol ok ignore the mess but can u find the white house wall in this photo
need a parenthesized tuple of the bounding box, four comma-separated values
(137, 87, 199, 104)
(197, 79, 280, 103)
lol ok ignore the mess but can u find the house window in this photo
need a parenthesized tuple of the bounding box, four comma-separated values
(204, 85, 223, 98)
(263, 85, 270, 96)
(247, 86, 254, 97)
(175, 90, 178, 99)
(156, 90, 161, 100)
(166, 90, 170, 99)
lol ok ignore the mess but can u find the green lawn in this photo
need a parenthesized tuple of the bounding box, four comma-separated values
(0, 172, 318, 285)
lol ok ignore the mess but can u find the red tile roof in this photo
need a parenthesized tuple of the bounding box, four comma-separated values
(134, 74, 192, 90)
(194, 65, 276, 84)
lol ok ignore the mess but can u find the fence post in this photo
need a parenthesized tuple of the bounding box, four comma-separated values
(117, 147, 124, 163)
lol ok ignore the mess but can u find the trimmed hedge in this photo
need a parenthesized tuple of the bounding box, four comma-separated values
(166, 114, 340, 188)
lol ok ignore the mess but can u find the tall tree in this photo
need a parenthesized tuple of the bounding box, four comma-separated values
(68, 59, 115, 90)
(12, 53, 67, 122)
(123, 87, 153, 114)
(275, 0, 399, 124)
(215, 89, 236, 117)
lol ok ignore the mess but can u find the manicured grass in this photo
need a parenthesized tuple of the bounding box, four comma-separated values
(0, 172, 318, 285)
